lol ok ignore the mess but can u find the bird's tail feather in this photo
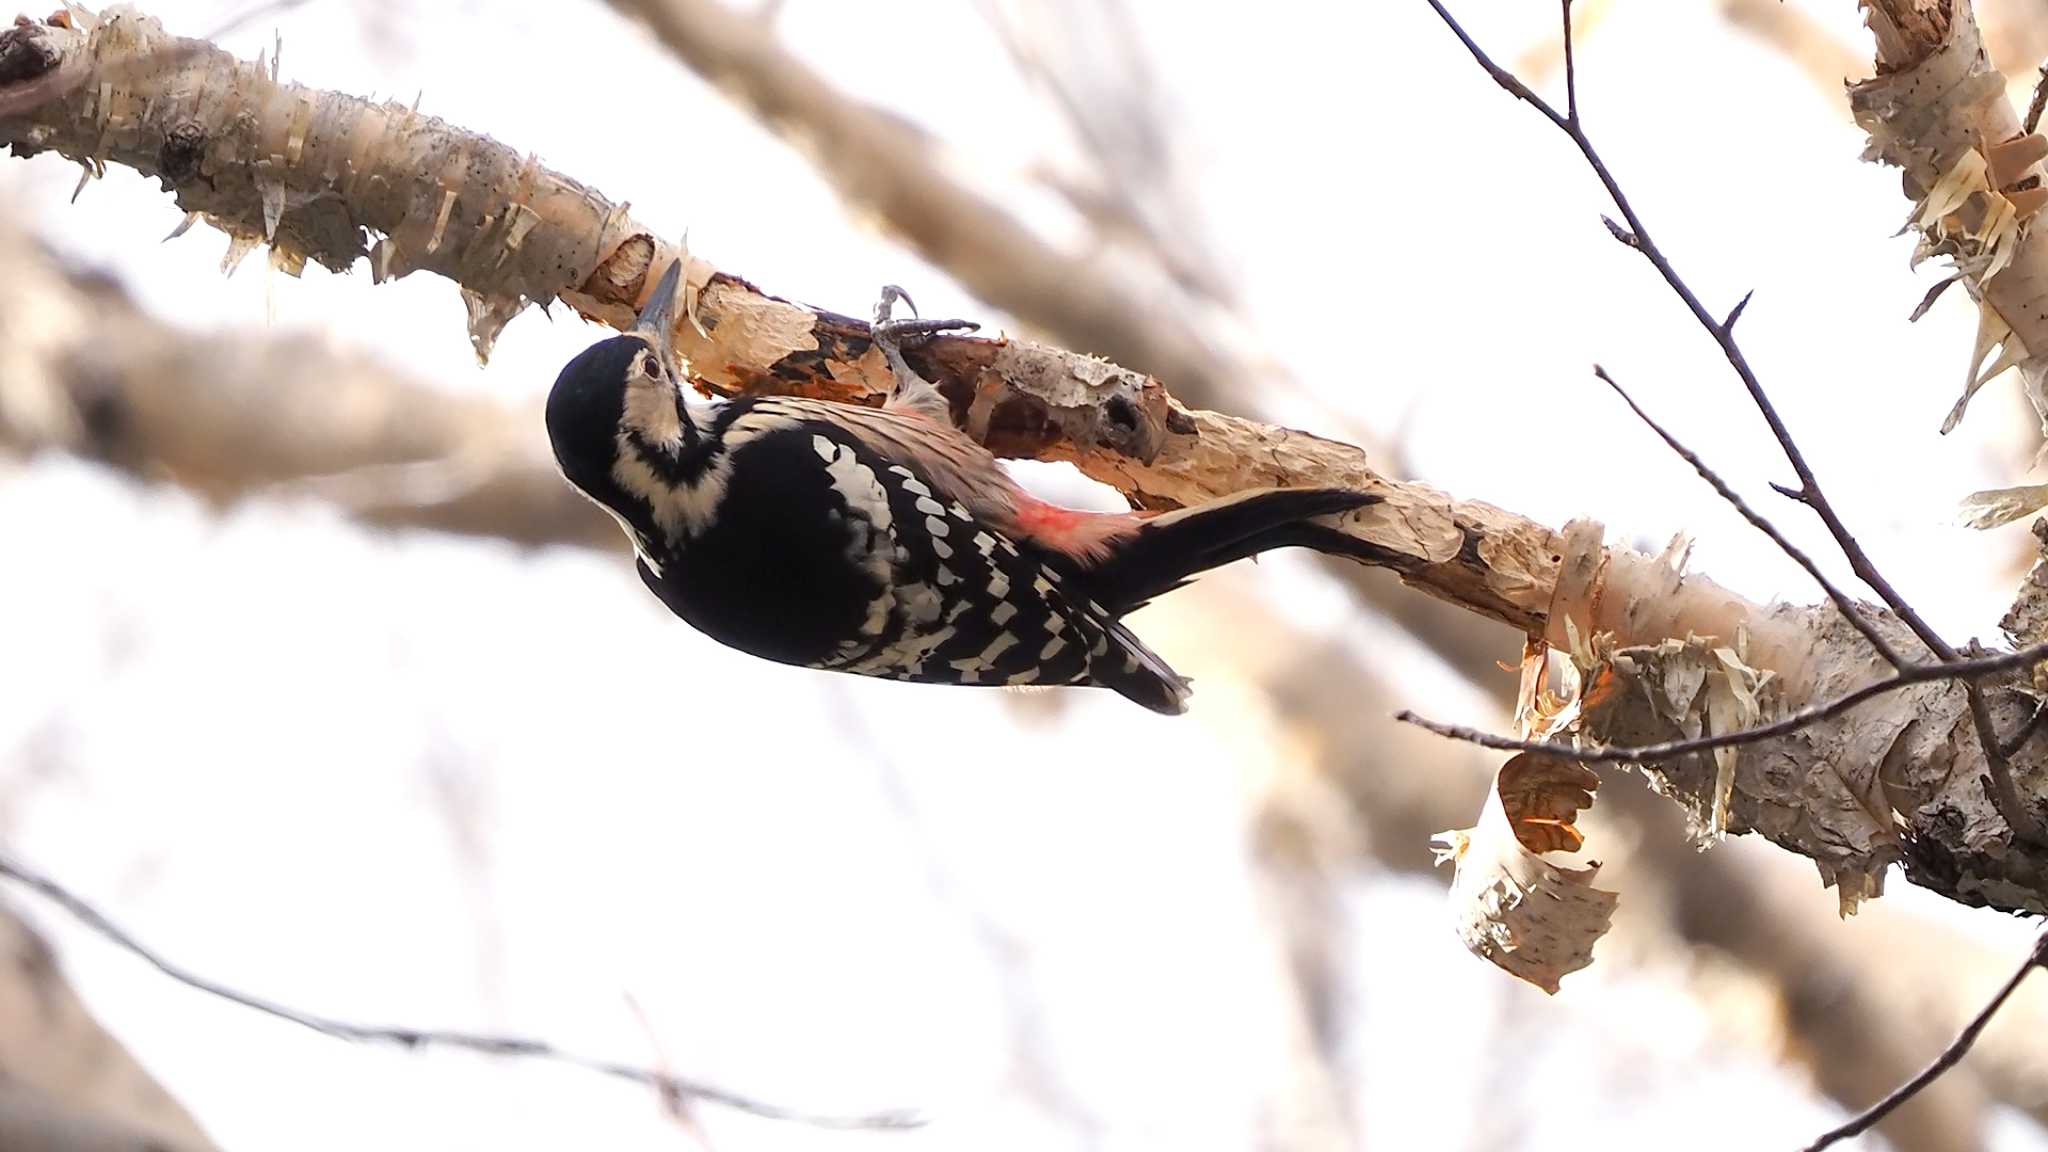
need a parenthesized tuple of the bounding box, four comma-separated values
(1093, 617, 1193, 715)
(1081, 487, 1383, 615)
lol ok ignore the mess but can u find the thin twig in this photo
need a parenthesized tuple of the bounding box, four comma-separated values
(1560, 0, 1579, 125)
(1721, 288, 1753, 333)
(1421, 0, 1904, 670)
(1966, 676, 2043, 843)
(1395, 633, 2048, 765)
(1800, 927, 2048, 1152)
(0, 851, 921, 1132)
(1425, 0, 2048, 846)
(2000, 695, 2048, 758)
(1592, 364, 1884, 662)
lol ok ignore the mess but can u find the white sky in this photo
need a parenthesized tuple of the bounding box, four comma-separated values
(4, 2, 2046, 1150)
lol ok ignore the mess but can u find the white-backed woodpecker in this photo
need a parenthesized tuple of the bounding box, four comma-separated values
(545, 262, 1382, 714)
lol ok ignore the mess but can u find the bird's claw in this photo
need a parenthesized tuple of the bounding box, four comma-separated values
(871, 284, 977, 352)
(868, 285, 974, 416)
(874, 283, 918, 325)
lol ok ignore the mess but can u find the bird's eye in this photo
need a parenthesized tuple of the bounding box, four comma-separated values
(640, 353, 666, 379)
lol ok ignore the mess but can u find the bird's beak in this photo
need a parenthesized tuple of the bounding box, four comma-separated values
(633, 258, 683, 368)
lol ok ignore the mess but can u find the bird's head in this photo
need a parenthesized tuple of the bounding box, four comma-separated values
(546, 259, 695, 501)
(547, 259, 700, 562)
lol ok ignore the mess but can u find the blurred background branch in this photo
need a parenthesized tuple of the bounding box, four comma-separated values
(0, 905, 217, 1152)
(0, 220, 608, 548)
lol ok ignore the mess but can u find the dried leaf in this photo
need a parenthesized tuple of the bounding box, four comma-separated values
(1433, 753, 1619, 994)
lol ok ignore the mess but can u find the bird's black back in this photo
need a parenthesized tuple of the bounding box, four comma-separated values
(637, 406, 878, 668)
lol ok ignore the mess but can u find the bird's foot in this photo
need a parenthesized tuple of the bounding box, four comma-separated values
(871, 284, 977, 351)
(869, 285, 974, 419)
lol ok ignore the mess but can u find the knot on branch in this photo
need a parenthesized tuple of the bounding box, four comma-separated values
(0, 22, 59, 88)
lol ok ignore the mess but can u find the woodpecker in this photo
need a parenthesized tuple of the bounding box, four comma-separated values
(545, 261, 1383, 714)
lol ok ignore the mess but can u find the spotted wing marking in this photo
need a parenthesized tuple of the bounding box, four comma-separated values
(948, 630, 1021, 683)
(804, 432, 900, 646)
(814, 440, 1164, 695)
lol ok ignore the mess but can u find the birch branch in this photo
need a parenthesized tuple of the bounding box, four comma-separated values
(5, 6, 2048, 914)
(1854, 1, 2048, 489)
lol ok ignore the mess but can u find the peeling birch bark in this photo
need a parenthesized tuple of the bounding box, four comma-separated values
(1852, 1, 2048, 518)
(8, 6, 2048, 912)
(1434, 753, 1619, 993)
(1548, 525, 2048, 913)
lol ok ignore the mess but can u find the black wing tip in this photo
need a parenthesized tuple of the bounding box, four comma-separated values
(1097, 620, 1192, 715)
(1115, 676, 1191, 715)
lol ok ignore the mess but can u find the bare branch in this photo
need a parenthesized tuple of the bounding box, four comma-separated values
(1430, 0, 1922, 657)
(0, 852, 920, 1131)
(1719, 288, 1753, 335)
(1801, 928, 2048, 1152)
(1560, 0, 1579, 125)
(1427, 0, 2048, 846)
(1397, 637, 2048, 763)
(1421, 0, 1572, 130)
(1592, 364, 1889, 668)
(2002, 696, 2048, 757)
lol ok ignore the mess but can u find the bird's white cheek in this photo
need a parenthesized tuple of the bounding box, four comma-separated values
(621, 372, 684, 443)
